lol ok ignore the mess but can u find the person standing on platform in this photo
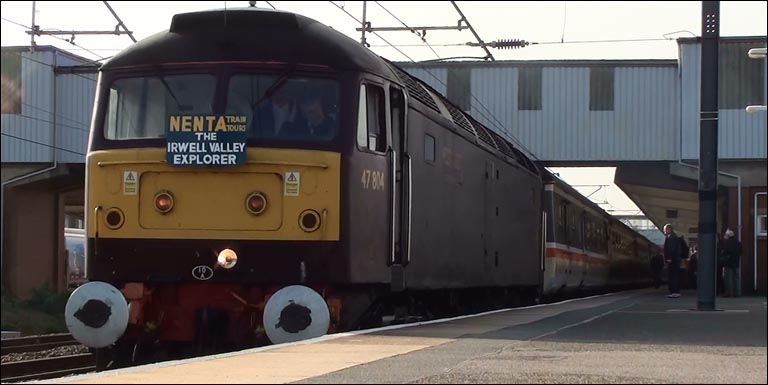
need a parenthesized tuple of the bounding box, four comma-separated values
(663, 224, 688, 298)
(721, 229, 742, 297)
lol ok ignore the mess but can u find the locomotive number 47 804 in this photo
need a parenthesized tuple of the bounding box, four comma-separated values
(361, 169, 385, 191)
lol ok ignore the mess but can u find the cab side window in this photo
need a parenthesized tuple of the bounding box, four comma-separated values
(356, 84, 387, 153)
(424, 134, 436, 163)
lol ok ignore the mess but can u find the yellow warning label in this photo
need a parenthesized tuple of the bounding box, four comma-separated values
(124, 171, 138, 195)
(284, 172, 300, 196)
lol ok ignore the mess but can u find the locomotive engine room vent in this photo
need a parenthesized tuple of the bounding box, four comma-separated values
(389, 65, 441, 114)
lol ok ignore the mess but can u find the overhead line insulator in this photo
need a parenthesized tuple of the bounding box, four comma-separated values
(467, 39, 532, 50)
(490, 39, 531, 50)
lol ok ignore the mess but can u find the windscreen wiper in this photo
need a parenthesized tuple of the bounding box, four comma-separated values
(158, 76, 193, 111)
(249, 66, 296, 111)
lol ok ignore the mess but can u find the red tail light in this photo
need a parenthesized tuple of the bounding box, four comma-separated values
(154, 191, 174, 214)
(246, 192, 267, 215)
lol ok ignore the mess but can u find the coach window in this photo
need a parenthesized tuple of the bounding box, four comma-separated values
(598, 224, 606, 254)
(557, 201, 568, 244)
(357, 83, 387, 153)
(569, 209, 582, 249)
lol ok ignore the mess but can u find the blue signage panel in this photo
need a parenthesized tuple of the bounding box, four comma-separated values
(166, 115, 248, 167)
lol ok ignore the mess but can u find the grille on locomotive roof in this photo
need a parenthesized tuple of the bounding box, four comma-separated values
(467, 116, 497, 149)
(488, 130, 517, 159)
(444, 103, 476, 137)
(391, 66, 441, 113)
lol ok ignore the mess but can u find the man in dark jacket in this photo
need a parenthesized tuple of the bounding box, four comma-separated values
(281, 93, 335, 140)
(663, 224, 687, 298)
(721, 229, 742, 297)
(252, 86, 296, 138)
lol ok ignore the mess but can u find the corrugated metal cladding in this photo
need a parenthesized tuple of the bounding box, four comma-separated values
(55, 73, 96, 162)
(680, 38, 767, 160)
(402, 67, 447, 95)
(1, 48, 94, 163)
(403, 62, 680, 161)
(2, 50, 55, 163)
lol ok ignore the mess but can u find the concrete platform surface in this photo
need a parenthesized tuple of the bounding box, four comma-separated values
(40, 289, 767, 384)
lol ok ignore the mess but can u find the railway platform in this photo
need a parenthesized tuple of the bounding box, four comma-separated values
(39, 289, 767, 384)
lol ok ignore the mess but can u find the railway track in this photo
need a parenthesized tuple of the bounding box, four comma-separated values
(1, 333, 78, 355)
(1, 334, 95, 382)
(1, 353, 96, 382)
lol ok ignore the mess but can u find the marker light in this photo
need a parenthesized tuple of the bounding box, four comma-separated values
(246, 192, 267, 215)
(154, 191, 174, 214)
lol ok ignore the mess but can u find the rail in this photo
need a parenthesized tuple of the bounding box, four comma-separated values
(1, 353, 96, 382)
(1, 334, 95, 382)
(1, 333, 78, 355)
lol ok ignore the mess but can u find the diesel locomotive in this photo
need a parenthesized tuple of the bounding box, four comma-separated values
(65, 8, 656, 365)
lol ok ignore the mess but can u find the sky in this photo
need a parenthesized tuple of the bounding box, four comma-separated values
(548, 167, 641, 214)
(2, 1, 767, 62)
(1, 0, 766, 213)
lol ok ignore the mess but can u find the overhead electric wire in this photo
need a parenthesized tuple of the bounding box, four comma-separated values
(373, 1, 441, 60)
(21, 102, 92, 130)
(0, 50, 98, 84)
(368, 42, 466, 48)
(329, 1, 539, 160)
(2, 17, 106, 61)
(450, 1, 494, 61)
(10, 112, 91, 133)
(535, 37, 671, 45)
(2, 19, 103, 82)
(371, 37, 676, 49)
(1, 133, 86, 156)
(329, 1, 415, 63)
(560, 1, 567, 43)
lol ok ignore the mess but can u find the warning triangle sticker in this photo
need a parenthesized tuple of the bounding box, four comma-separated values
(287, 173, 297, 182)
(126, 173, 135, 181)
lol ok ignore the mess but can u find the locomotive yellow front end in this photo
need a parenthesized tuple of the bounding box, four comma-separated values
(65, 66, 347, 362)
(87, 146, 340, 243)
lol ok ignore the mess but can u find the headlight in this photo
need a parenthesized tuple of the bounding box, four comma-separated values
(217, 248, 238, 269)
(105, 208, 124, 229)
